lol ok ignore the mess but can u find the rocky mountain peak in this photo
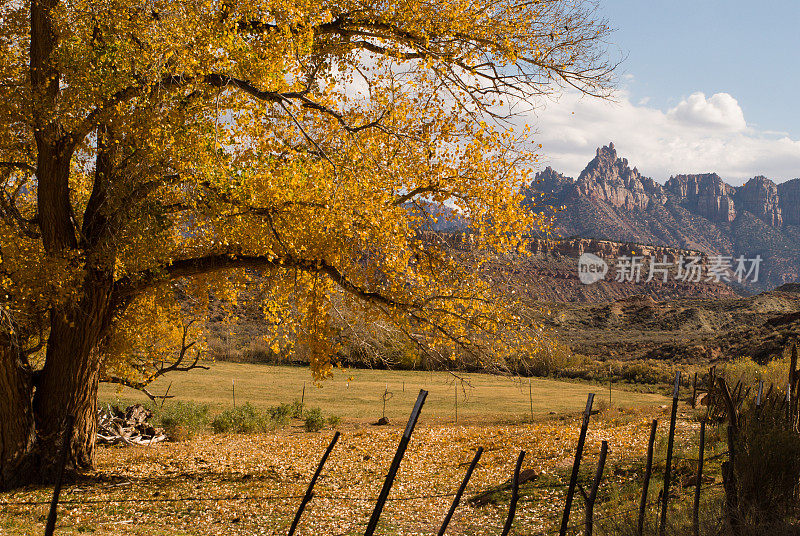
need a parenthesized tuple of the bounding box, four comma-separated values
(532, 166, 573, 193)
(778, 178, 800, 226)
(574, 143, 659, 211)
(736, 175, 783, 227)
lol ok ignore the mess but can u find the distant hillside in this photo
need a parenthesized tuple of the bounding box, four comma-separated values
(433, 232, 737, 302)
(542, 284, 800, 365)
(522, 143, 800, 292)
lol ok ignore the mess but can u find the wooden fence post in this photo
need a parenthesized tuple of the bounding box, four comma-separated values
(691, 373, 698, 409)
(44, 415, 75, 536)
(559, 393, 595, 536)
(582, 441, 608, 536)
(437, 447, 483, 536)
(232, 379, 236, 408)
(638, 419, 658, 536)
(287, 431, 341, 536)
(364, 390, 428, 536)
(692, 420, 706, 536)
(658, 371, 681, 536)
(722, 425, 739, 531)
(500, 451, 525, 536)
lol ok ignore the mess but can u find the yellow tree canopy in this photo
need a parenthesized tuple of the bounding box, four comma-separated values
(0, 0, 614, 380)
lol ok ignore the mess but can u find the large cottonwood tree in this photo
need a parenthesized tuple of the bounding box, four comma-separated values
(0, 0, 613, 487)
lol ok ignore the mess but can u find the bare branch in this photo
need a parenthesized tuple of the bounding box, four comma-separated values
(100, 322, 209, 400)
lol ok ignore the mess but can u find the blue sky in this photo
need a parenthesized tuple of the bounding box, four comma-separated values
(529, 0, 800, 184)
(604, 0, 799, 137)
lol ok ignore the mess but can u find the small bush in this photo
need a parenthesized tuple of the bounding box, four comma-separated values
(733, 402, 800, 523)
(304, 407, 325, 432)
(266, 402, 294, 426)
(289, 399, 304, 418)
(154, 401, 210, 441)
(326, 415, 341, 429)
(212, 403, 269, 433)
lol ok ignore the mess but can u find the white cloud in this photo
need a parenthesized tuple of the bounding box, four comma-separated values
(516, 90, 800, 184)
(667, 92, 746, 131)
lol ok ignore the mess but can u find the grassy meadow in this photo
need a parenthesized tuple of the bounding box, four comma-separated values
(2, 364, 708, 536)
(98, 362, 669, 424)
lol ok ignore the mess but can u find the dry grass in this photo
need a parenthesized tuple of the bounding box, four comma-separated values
(98, 362, 669, 425)
(1, 365, 689, 535)
(1, 410, 702, 536)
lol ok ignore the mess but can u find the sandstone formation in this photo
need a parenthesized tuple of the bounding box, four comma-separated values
(735, 176, 783, 227)
(521, 143, 800, 292)
(778, 178, 800, 226)
(574, 143, 656, 211)
(664, 173, 736, 223)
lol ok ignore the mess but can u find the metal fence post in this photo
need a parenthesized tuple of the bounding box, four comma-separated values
(364, 390, 428, 536)
(438, 447, 483, 536)
(584, 441, 608, 536)
(500, 451, 525, 536)
(559, 393, 595, 536)
(288, 431, 340, 536)
(692, 420, 706, 536)
(638, 419, 658, 536)
(658, 372, 681, 536)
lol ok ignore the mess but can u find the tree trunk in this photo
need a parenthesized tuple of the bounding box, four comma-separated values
(0, 269, 113, 489)
(0, 330, 37, 490)
(31, 270, 113, 483)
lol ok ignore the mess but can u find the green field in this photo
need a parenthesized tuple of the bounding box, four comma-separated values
(99, 362, 668, 423)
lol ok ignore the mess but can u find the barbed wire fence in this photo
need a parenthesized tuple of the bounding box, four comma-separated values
(6, 372, 765, 536)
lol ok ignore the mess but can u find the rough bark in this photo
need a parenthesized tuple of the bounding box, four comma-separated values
(0, 330, 36, 490)
(31, 269, 113, 483)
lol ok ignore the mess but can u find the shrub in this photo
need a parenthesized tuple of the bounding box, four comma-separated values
(154, 401, 210, 441)
(291, 399, 305, 418)
(732, 402, 800, 523)
(211, 403, 269, 433)
(266, 403, 294, 426)
(326, 415, 341, 429)
(304, 407, 325, 432)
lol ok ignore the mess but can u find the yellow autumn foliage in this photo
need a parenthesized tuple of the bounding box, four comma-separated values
(0, 0, 615, 381)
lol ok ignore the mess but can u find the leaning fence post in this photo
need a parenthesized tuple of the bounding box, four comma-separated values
(658, 371, 681, 536)
(692, 420, 706, 536)
(364, 389, 428, 536)
(44, 415, 75, 536)
(638, 419, 658, 536)
(559, 393, 595, 536)
(500, 451, 525, 536)
(438, 447, 483, 536)
(583, 441, 608, 536)
(287, 431, 340, 536)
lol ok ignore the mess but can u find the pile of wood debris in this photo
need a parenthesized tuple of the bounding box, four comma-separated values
(97, 404, 167, 446)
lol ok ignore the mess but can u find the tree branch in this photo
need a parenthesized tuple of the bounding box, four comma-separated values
(100, 322, 209, 401)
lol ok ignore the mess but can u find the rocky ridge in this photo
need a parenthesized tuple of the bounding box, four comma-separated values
(523, 144, 800, 291)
